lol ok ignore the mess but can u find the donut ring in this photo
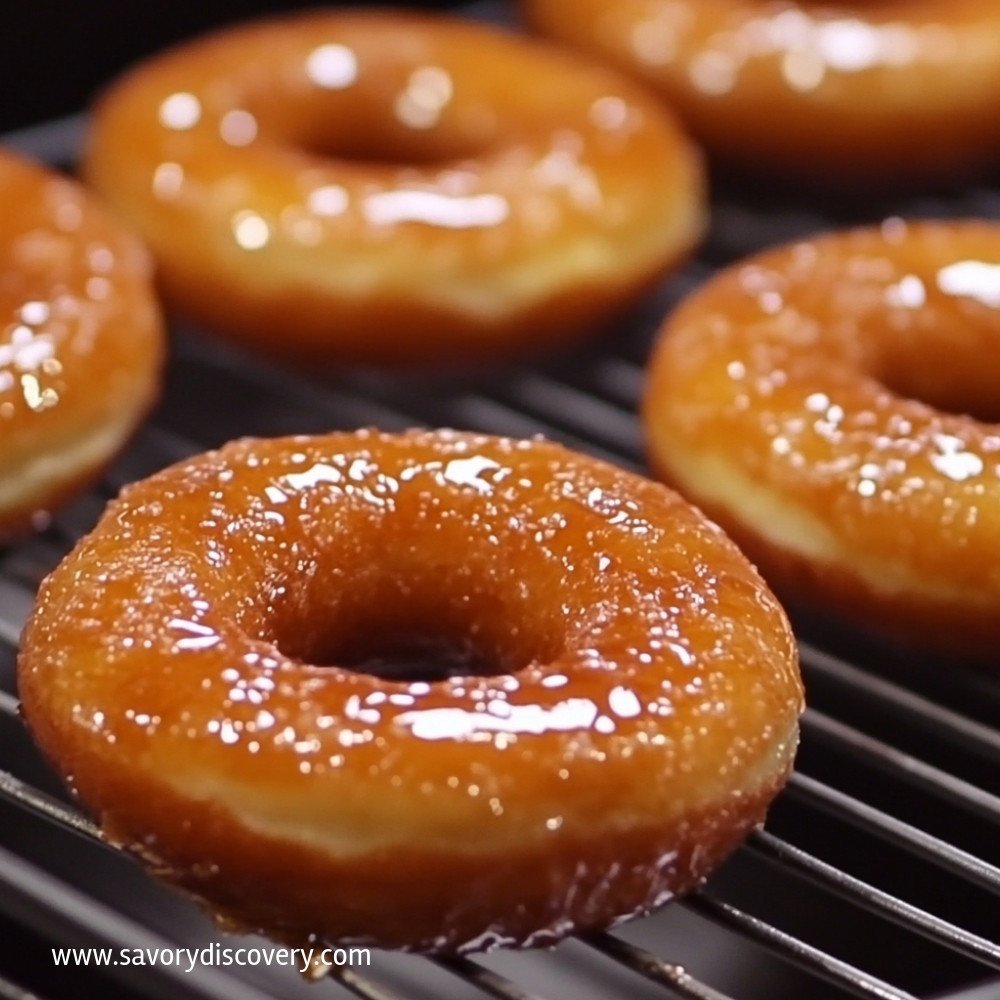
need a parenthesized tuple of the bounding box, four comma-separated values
(83, 12, 705, 366)
(645, 219, 1000, 660)
(18, 429, 801, 952)
(0, 150, 163, 541)
(522, 0, 1000, 185)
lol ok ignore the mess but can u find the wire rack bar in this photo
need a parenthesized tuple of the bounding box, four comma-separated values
(586, 358, 646, 408)
(100, 425, 200, 489)
(450, 392, 630, 466)
(802, 708, 1000, 822)
(1, 114, 86, 158)
(0, 579, 30, 646)
(798, 643, 1000, 761)
(170, 336, 417, 433)
(938, 980, 1000, 1000)
(0, 767, 103, 844)
(0, 845, 268, 1000)
(0, 543, 62, 595)
(0, 972, 42, 1000)
(1, 690, 21, 720)
(579, 932, 735, 1000)
(685, 895, 917, 1000)
(747, 831, 1000, 970)
(329, 968, 411, 1000)
(787, 774, 1000, 894)
(501, 373, 646, 457)
(433, 957, 552, 1000)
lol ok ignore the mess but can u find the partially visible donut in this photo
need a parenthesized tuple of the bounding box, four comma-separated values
(0, 150, 163, 541)
(83, 12, 705, 366)
(18, 429, 801, 952)
(522, 0, 1000, 185)
(645, 219, 1000, 660)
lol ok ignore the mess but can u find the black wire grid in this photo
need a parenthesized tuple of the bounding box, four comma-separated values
(0, 33, 998, 1000)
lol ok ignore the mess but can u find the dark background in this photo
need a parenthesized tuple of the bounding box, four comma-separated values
(1, 1, 456, 133)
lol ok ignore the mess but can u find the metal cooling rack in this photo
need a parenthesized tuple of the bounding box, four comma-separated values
(1, 30, 999, 1000)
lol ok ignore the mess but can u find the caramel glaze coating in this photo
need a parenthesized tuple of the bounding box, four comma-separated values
(522, 0, 1000, 186)
(83, 12, 705, 367)
(645, 220, 1000, 661)
(0, 150, 164, 541)
(18, 429, 801, 953)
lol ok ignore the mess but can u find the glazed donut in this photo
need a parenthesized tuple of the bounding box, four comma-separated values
(522, 0, 1000, 185)
(0, 150, 163, 541)
(18, 429, 801, 953)
(83, 12, 705, 366)
(645, 219, 1000, 660)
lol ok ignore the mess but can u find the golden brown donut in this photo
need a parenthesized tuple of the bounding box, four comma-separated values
(522, 0, 1000, 185)
(645, 219, 1000, 660)
(0, 149, 164, 541)
(18, 429, 801, 953)
(83, 11, 705, 366)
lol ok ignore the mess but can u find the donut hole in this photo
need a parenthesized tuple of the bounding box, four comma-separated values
(873, 315, 1000, 423)
(257, 89, 497, 169)
(321, 628, 502, 682)
(293, 124, 491, 170)
(880, 368, 1000, 424)
(265, 573, 564, 682)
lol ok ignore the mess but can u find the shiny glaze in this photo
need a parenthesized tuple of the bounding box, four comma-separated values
(645, 219, 1000, 658)
(0, 150, 163, 539)
(19, 429, 801, 951)
(523, 0, 1000, 184)
(83, 12, 704, 365)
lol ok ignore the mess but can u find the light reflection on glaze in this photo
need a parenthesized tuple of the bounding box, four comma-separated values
(151, 161, 184, 199)
(305, 43, 358, 89)
(219, 109, 258, 147)
(441, 454, 501, 491)
(282, 461, 342, 491)
(230, 210, 270, 250)
(929, 433, 985, 483)
(686, 13, 932, 96)
(306, 184, 349, 217)
(394, 66, 454, 129)
(598, 2, 985, 92)
(3, 298, 64, 413)
(938, 260, 1000, 308)
(886, 273, 926, 309)
(168, 617, 222, 652)
(527, 1, 989, 94)
(362, 190, 509, 229)
(158, 91, 201, 130)
(397, 697, 600, 741)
